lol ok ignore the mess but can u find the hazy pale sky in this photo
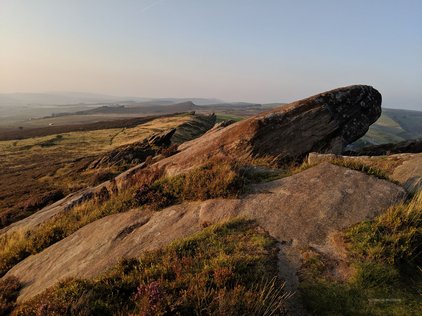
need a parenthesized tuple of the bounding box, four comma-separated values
(1, 0, 421, 109)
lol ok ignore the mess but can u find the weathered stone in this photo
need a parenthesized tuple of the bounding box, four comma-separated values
(158, 85, 382, 175)
(6, 163, 405, 302)
(88, 129, 176, 169)
(146, 128, 176, 146)
(206, 119, 236, 133)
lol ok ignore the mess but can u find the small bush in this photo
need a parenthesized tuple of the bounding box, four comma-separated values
(0, 276, 21, 315)
(130, 165, 165, 188)
(15, 219, 289, 315)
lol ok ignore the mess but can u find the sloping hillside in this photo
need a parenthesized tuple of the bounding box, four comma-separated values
(0, 113, 215, 228)
(354, 108, 422, 146)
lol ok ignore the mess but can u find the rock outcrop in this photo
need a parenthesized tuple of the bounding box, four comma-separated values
(150, 85, 382, 176)
(88, 128, 176, 169)
(6, 163, 405, 302)
(1, 85, 383, 236)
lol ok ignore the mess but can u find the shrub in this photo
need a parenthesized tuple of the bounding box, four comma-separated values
(129, 165, 165, 188)
(15, 219, 289, 315)
(0, 276, 21, 315)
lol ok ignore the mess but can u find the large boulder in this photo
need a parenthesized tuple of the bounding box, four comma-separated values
(6, 163, 405, 302)
(152, 85, 382, 175)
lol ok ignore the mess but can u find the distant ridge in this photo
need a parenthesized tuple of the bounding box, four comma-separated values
(0, 92, 223, 107)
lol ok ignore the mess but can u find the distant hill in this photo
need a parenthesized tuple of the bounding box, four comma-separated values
(44, 101, 269, 120)
(0, 92, 132, 106)
(0, 92, 222, 107)
(48, 101, 198, 117)
(0, 94, 223, 129)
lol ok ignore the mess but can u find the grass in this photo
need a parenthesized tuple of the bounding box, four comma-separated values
(14, 219, 289, 316)
(133, 159, 247, 210)
(132, 156, 289, 212)
(0, 158, 253, 277)
(241, 166, 287, 184)
(346, 191, 421, 268)
(294, 157, 393, 181)
(0, 188, 137, 277)
(299, 191, 422, 315)
(0, 115, 198, 228)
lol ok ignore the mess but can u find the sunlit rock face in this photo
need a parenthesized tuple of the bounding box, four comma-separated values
(152, 85, 382, 176)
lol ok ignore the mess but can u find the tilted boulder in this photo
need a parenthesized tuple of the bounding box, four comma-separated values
(154, 85, 382, 175)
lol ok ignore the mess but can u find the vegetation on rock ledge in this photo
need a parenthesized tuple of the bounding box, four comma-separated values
(14, 219, 289, 316)
(133, 159, 247, 210)
(0, 158, 248, 277)
(299, 191, 422, 315)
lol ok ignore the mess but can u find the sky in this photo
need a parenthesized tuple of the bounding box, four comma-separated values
(1, 0, 421, 109)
